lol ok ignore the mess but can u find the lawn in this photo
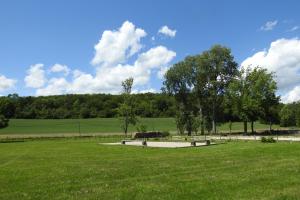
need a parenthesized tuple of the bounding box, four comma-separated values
(0, 138, 300, 199)
(0, 118, 282, 135)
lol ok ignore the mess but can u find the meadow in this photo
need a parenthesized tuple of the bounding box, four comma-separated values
(0, 118, 282, 135)
(1, 138, 300, 199)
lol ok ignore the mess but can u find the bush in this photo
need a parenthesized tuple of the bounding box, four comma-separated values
(261, 136, 276, 143)
(134, 131, 170, 139)
(136, 123, 147, 133)
(0, 115, 9, 128)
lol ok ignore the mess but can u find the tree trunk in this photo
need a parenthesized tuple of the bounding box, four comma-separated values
(212, 119, 216, 135)
(212, 101, 217, 134)
(199, 106, 204, 135)
(243, 121, 248, 134)
(125, 126, 128, 137)
(188, 130, 191, 136)
(251, 121, 254, 134)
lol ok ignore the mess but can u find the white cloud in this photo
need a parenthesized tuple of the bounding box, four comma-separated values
(158, 26, 177, 37)
(24, 64, 46, 88)
(260, 20, 278, 31)
(34, 21, 176, 96)
(287, 26, 299, 32)
(50, 64, 70, 75)
(132, 88, 157, 94)
(282, 86, 300, 103)
(242, 38, 300, 103)
(0, 75, 17, 92)
(91, 21, 147, 66)
(36, 78, 69, 96)
(157, 66, 170, 79)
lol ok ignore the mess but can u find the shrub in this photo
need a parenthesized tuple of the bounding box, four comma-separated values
(261, 137, 276, 143)
(134, 131, 170, 139)
(0, 115, 9, 128)
(136, 123, 147, 133)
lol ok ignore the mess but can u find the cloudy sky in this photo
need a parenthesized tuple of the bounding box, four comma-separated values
(1, 0, 300, 103)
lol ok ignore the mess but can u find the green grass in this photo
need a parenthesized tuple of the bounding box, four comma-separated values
(0, 118, 176, 135)
(0, 118, 283, 135)
(1, 138, 300, 199)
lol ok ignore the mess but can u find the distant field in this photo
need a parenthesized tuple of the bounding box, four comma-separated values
(0, 118, 284, 135)
(1, 138, 300, 199)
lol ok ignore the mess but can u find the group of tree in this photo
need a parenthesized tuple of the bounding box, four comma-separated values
(0, 93, 176, 119)
(164, 45, 280, 135)
(279, 102, 300, 127)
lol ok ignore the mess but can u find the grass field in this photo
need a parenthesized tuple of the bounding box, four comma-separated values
(0, 118, 282, 135)
(1, 138, 300, 199)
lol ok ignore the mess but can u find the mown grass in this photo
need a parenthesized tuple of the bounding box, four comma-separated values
(0, 138, 300, 199)
(0, 118, 283, 135)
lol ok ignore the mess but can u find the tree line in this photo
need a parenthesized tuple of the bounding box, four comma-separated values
(0, 93, 176, 119)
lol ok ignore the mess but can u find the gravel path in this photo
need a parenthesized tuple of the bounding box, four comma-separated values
(102, 141, 210, 148)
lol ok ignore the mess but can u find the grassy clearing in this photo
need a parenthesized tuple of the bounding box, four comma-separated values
(0, 118, 283, 135)
(0, 138, 300, 199)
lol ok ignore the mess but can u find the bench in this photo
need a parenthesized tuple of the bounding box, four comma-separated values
(191, 140, 210, 146)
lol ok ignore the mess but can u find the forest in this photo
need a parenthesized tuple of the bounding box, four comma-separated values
(0, 93, 176, 119)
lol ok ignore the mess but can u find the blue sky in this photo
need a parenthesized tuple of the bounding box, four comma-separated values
(1, 0, 300, 102)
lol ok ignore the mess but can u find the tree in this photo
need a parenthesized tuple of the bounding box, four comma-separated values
(280, 104, 296, 127)
(226, 67, 279, 134)
(118, 78, 137, 137)
(164, 59, 195, 135)
(194, 45, 238, 134)
(164, 45, 238, 135)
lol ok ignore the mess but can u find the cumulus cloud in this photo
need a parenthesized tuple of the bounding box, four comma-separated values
(24, 64, 46, 88)
(158, 26, 177, 37)
(50, 64, 70, 75)
(36, 78, 69, 96)
(282, 86, 300, 103)
(260, 20, 278, 31)
(34, 21, 176, 96)
(0, 75, 17, 92)
(157, 66, 170, 79)
(91, 21, 147, 66)
(242, 38, 300, 103)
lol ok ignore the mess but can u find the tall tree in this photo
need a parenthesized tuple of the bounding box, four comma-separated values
(226, 67, 279, 134)
(118, 78, 137, 137)
(194, 45, 238, 134)
(164, 59, 195, 135)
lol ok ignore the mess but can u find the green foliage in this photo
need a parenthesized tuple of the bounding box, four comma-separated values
(175, 112, 186, 135)
(118, 78, 138, 136)
(191, 116, 201, 135)
(261, 136, 276, 143)
(136, 123, 147, 133)
(0, 115, 9, 128)
(0, 93, 176, 119)
(280, 104, 296, 127)
(164, 45, 238, 135)
(226, 67, 279, 133)
(296, 108, 300, 127)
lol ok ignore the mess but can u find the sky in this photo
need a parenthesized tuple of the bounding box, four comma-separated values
(1, 0, 300, 102)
